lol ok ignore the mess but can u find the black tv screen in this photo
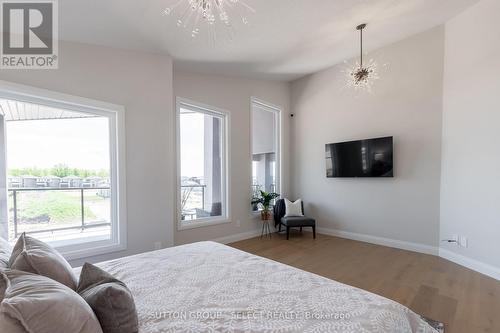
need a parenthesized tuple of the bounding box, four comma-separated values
(326, 136, 394, 178)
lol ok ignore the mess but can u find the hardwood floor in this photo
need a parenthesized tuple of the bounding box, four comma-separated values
(229, 232, 500, 333)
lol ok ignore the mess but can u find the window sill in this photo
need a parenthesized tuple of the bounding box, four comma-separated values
(250, 209, 274, 217)
(251, 210, 262, 217)
(178, 217, 231, 231)
(50, 237, 126, 261)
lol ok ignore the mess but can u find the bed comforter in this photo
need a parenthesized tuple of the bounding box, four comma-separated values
(81, 241, 437, 333)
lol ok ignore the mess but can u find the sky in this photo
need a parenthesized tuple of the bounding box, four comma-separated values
(6, 109, 207, 177)
(6, 117, 110, 170)
(180, 110, 205, 178)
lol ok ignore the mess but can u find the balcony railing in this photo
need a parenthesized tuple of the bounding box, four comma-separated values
(8, 187, 111, 239)
(181, 184, 206, 220)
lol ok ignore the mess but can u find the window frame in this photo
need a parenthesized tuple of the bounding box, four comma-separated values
(0, 80, 127, 260)
(250, 97, 282, 214)
(176, 97, 231, 231)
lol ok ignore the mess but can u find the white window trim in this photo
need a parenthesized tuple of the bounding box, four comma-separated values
(176, 97, 231, 231)
(250, 97, 282, 216)
(0, 80, 127, 260)
(0, 115, 7, 239)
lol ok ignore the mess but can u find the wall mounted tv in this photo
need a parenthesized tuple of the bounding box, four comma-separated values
(326, 136, 394, 178)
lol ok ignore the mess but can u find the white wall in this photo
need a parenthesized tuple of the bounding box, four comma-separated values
(173, 69, 290, 245)
(0, 41, 175, 266)
(440, 0, 500, 271)
(290, 27, 445, 251)
(0, 41, 291, 261)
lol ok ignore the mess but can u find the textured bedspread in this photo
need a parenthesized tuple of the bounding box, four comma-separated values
(86, 241, 437, 333)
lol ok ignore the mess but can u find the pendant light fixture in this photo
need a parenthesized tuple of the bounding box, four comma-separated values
(162, 0, 255, 41)
(346, 23, 379, 92)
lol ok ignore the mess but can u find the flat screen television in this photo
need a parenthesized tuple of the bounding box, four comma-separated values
(326, 136, 394, 178)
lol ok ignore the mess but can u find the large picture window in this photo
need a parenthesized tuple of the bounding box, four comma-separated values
(0, 81, 126, 260)
(251, 99, 280, 211)
(177, 98, 229, 229)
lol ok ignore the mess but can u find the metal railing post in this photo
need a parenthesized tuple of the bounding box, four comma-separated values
(81, 188, 85, 231)
(202, 187, 205, 210)
(13, 190, 18, 238)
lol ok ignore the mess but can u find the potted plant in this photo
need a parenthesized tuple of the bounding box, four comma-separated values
(251, 190, 280, 220)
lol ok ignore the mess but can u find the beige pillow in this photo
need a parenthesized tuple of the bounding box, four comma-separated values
(284, 198, 304, 217)
(78, 263, 139, 333)
(0, 237, 12, 270)
(0, 270, 103, 333)
(9, 233, 77, 290)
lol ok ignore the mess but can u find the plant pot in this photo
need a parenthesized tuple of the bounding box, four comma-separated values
(261, 210, 272, 221)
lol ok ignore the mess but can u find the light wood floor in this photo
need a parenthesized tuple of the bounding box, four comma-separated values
(229, 232, 500, 333)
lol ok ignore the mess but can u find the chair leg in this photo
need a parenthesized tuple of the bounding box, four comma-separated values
(286, 227, 290, 240)
(312, 226, 316, 239)
(278, 223, 281, 232)
(300, 226, 302, 233)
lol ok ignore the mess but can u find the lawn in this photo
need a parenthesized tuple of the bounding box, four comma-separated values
(10, 190, 110, 227)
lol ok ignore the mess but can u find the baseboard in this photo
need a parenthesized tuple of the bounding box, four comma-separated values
(439, 248, 500, 281)
(317, 227, 438, 255)
(211, 228, 263, 245)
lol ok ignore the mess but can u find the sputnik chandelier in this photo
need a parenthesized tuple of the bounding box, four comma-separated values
(345, 24, 380, 92)
(163, 0, 255, 40)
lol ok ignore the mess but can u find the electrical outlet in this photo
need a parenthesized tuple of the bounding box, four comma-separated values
(236, 220, 241, 227)
(452, 234, 459, 245)
(154, 241, 162, 250)
(459, 236, 468, 248)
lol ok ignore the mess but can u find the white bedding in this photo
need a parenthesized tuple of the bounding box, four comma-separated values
(85, 241, 437, 333)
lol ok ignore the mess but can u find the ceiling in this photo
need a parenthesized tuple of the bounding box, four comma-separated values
(59, 0, 479, 81)
(0, 99, 97, 121)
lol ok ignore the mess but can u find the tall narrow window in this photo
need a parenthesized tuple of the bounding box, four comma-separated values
(251, 99, 280, 211)
(0, 85, 126, 260)
(177, 99, 229, 229)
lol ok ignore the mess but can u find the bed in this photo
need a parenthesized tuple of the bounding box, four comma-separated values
(82, 241, 438, 333)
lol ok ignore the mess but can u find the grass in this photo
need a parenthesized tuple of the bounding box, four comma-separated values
(16, 191, 97, 224)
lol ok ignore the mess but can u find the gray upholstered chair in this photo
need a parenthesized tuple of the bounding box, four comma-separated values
(274, 199, 316, 240)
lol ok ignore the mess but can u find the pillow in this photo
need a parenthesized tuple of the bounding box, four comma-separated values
(9, 233, 77, 290)
(0, 270, 103, 333)
(284, 198, 304, 217)
(0, 237, 12, 270)
(77, 263, 138, 333)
